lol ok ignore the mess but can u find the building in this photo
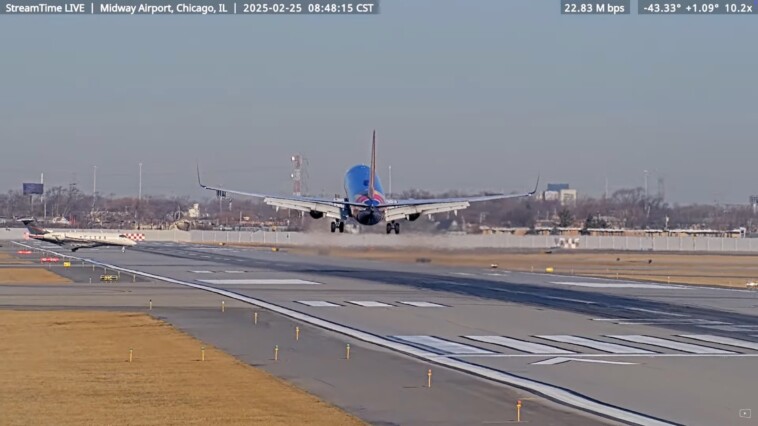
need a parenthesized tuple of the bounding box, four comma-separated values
(543, 183, 577, 206)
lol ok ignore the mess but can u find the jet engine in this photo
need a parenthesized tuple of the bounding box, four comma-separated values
(309, 211, 324, 219)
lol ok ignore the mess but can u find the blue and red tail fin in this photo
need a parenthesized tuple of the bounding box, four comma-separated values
(368, 130, 377, 200)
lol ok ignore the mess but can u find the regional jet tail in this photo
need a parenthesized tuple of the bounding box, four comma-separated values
(20, 218, 138, 252)
(197, 131, 538, 234)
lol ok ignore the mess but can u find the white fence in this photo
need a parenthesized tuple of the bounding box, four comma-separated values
(188, 231, 758, 253)
(3, 227, 758, 253)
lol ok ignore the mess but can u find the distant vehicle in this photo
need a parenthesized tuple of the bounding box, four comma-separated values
(21, 218, 138, 252)
(198, 131, 538, 235)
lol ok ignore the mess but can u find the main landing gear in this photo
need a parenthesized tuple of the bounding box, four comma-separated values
(386, 221, 400, 235)
(330, 220, 345, 233)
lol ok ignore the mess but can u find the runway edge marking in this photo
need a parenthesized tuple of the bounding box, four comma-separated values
(11, 241, 678, 426)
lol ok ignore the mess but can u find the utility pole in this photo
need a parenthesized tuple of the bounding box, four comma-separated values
(137, 162, 143, 230)
(41, 172, 46, 220)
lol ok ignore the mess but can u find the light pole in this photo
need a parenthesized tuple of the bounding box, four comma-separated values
(138, 162, 143, 201)
(388, 165, 392, 198)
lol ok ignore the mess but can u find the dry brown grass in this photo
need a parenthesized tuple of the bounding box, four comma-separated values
(0, 268, 70, 285)
(293, 247, 758, 288)
(0, 252, 31, 265)
(0, 311, 365, 426)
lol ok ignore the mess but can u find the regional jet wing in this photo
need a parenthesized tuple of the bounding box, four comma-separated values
(197, 165, 367, 219)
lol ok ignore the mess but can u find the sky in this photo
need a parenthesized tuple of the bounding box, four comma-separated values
(1, 1, 756, 204)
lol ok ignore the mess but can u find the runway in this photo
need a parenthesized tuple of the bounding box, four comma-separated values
(13, 240, 758, 425)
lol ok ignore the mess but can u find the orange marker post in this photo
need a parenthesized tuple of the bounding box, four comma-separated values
(129, 348, 133, 363)
(517, 400, 522, 422)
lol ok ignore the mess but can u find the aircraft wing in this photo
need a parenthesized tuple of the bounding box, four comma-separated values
(382, 177, 539, 222)
(197, 165, 368, 218)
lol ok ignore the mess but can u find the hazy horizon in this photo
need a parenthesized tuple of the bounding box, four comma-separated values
(2, 1, 756, 205)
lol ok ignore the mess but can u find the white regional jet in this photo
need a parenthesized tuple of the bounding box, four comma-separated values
(21, 218, 138, 252)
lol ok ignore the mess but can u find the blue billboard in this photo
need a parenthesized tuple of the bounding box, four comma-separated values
(22, 183, 44, 195)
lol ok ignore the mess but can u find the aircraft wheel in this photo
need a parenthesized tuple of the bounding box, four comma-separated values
(330, 222, 336, 233)
(386, 223, 392, 234)
(394, 222, 400, 235)
(338, 221, 345, 233)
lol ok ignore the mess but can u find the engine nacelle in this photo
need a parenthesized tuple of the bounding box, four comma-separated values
(309, 210, 324, 219)
(407, 213, 421, 222)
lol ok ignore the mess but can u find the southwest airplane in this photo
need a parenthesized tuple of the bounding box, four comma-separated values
(21, 218, 138, 252)
(198, 131, 538, 234)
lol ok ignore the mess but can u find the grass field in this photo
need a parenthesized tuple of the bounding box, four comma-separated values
(0, 268, 70, 285)
(0, 311, 364, 426)
(290, 247, 758, 288)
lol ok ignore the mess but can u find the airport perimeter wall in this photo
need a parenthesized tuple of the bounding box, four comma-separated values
(189, 230, 758, 253)
(4, 227, 758, 253)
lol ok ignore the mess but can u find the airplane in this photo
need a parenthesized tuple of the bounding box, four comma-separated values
(20, 218, 138, 252)
(197, 131, 538, 235)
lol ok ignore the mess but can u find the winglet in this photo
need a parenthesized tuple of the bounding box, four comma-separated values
(528, 174, 541, 196)
(368, 130, 377, 200)
(196, 162, 207, 189)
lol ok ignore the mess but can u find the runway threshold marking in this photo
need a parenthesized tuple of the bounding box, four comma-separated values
(297, 301, 341, 307)
(607, 335, 736, 354)
(12, 241, 677, 426)
(536, 335, 655, 354)
(397, 301, 445, 308)
(464, 336, 574, 355)
(346, 301, 394, 307)
(679, 335, 758, 351)
(391, 336, 496, 355)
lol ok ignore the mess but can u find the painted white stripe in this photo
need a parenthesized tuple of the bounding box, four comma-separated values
(552, 281, 684, 290)
(13, 241, 675, 426)
(199, 279, 321, 285)
(398, 301, 445, 308)
(699, 325, 758, 332)
(297, 301, 341, 307)
(544, 296, 597, 305)
(347, 301, 393, 307)
(191, 270, 213, 274)
(680, 335, 758, 351)
(537, 335, 655, 354)
(608, 335, 735, 354)
(465, 336, 574, 354)
(392, 336, 494, 355)
(224, 270, 245, 274)
(623, 307, 688, 317)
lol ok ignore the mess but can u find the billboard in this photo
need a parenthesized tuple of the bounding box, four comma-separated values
(22, 183, 44, 195)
